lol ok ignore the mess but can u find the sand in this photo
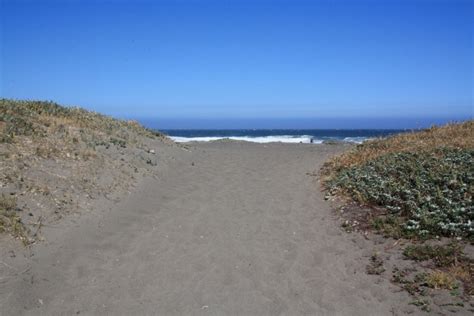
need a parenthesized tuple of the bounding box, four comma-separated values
(0, 142, 415, 315)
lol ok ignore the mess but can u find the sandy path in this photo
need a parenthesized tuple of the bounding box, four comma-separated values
(1, 142, 410, 315)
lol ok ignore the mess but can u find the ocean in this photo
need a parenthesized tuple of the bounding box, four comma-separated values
(158, 129, 410, 144)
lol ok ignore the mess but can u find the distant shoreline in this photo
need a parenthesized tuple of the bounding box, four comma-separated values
(161, 128, 409, 144)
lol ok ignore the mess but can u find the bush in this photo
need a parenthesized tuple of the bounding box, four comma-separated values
(328, 148, 473, 238)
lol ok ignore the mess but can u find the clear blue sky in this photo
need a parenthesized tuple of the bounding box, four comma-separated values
(1, 0, 473, 128)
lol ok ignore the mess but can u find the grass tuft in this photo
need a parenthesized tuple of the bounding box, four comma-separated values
(425, 271, 457, 290)
(0, 194, 29, 244)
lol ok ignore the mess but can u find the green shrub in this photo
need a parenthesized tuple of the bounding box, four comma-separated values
(328, 148, 474, 238)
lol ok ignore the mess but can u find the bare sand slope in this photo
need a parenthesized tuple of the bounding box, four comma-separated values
(1, 142, 412, 315)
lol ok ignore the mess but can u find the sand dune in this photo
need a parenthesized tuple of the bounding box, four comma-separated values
(1, 142, 414, 315)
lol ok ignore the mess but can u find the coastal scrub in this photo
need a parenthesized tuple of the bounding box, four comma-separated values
(328, 148, 473, 238)
(322, 121, 474, 239)
(0, 99, 170, 243)
(322, 121, 474, 307)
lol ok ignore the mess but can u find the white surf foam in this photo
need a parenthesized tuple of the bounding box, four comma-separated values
(170, 135, 320, 144)
(343, 137, 372, 144)
(170, 135, 372, 144)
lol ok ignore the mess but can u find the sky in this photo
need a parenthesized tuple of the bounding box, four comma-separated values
(1, 0, 473, 128)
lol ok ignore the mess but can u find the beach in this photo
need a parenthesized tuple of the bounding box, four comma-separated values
(0, 141, 414, 315)
(2, 0, 471, 313)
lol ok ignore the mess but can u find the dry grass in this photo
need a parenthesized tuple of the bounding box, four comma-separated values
(449, 265, 471, 283)
(402, 242, 473, 297)
(0, 99, 170, 162)
(0, 99, 170, 244)
(0, 99, 166, 142)
(450, 265, 474, 296)
(321, 120, 474, 179)
(425, 270, 457, 290)
(0, 194, 29, 244)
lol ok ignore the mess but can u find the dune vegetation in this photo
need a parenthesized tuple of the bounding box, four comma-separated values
(322, 121, 474, 304)
(0, 99, 164, 145)
(322, 121, 473, 239)
(0, 99, 170, 244)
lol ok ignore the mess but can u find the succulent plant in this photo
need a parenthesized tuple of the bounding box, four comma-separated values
(328, 148, 473, 238)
